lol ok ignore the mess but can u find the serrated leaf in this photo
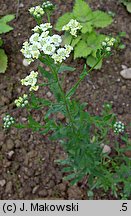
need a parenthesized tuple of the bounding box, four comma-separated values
(81, 22, 93, 33)
(0, 49, 8, 73)
(0, 14, 15, 23)
(55, 12, 74, 31)
(71, 36, 81, 47)
(91, 10, 113, 28)
(126, 2, 131, 13)
(86, 55, 102, 69)
(86, 32, 106, 57)
(73, 0, 92, 22)
(74, 40, 92, 59)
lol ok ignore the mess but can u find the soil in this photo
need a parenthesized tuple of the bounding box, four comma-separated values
(0, 0, 131, 200)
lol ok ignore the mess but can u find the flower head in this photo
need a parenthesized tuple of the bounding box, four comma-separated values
(113, 121, 125, 134)
(14, 94, 28, 108)
(29, 6, 44, 19)
(3, 115, 15, 129)
(62, 19, 82, 37)
(21, 71, 39, 91)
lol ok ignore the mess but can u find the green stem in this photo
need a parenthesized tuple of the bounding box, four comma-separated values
(66, 54, 105, 98)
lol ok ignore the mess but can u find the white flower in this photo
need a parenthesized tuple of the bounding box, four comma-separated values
(15, 94, 28, 108)
(50, 34, 62, 46)
(42, 43, 56, 55)
(29, 85, 39, 91)
(30, 33, 40, 44)
(3, 115, 15, 129)
(21, 71, 38, 87)
(29, 6, 44, 17)
(113, 121, 125, 134)
(62, 19, 82, 37)
(39, 23, 52, 32)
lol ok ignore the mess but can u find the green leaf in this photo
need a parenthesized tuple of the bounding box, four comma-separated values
(71, 36, 81, 47)
(62, 32, 72, 45)
(86, 55, 102, 69)
(74, 40, 92, 59)
(81, 22, 93, 34)
(73, 0, 92, 22)
(55, 12, 74, 31)
(126, 3, 131, 13)
(58, 65, 75, 73)
(0, 14, 15, 23)
(0, 23, 13, 34)
(38, 66, 54, 81)
(0, 49, 8, 73)
(91, 10, 113, 28)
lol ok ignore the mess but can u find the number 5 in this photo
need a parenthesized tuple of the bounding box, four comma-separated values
(122, 203, 127, 211)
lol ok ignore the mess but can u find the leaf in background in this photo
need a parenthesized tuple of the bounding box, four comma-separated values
(91, 10, 113, 28)
(73, 0, 92, 22)
(74, 40, 92, 59)
(126, 2, 131, 13)
(0, 14, 15, 23)
(0, 23, 13, 34)
(81, 22, 93, 34)
(86, 55, 102, 69)
(62, 32, 72, 45)
(0, 49, 8, 73)
(71, 35, 81, 47)
(55, 12, 74, 31)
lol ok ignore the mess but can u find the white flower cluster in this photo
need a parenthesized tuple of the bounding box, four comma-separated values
(52, 45, 73, 64)
(62, 19, 82, 37)
(15, 94, 28, 108)
(3, 115, 15, 129)
(29, 6, 44, 19)
(102, 37, 116, 52)
(114, 121, 125, 134)
(21, 23, 73, 64)
(42, 1, 53, 9)
(21, 71, 39, 91)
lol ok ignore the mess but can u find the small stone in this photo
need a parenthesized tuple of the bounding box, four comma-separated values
(38, 189, 48, 197)
(0, 179, 6, 187)
(5, 181, 13, 194)
(6, 139, 15, 150)
(19, 3, 24, 7)
(46, 91, 52, 98)
(23, 59, 29, 67)
(120, 68, 131, 80)
(32, 185, 39, 194)
(102, 145, 111, 154)
(7, 150, 14, 160)
(121, 65, 127, 70)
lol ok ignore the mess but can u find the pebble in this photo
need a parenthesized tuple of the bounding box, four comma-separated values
(6, 139, 15, 151)
(46, 91, 52, 98)
(121, 65, 127, 70)
(120, 68, 131, 79)
(0, 179, 6, 187)
(5, 181, 13, 194)
(38, 189, 48, 197)
(32, 185, 39, 194)
(101, 144, 111, 154)
(22, 59, 29, 67)
(7, 151, 14, 160)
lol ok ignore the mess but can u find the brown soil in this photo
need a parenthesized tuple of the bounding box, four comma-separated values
(0, 0, 131, 199)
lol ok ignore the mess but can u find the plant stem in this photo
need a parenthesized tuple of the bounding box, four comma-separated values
(66, 54, 105, 98)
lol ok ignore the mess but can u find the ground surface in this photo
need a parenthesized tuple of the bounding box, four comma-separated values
(0, 0, 131, 199)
